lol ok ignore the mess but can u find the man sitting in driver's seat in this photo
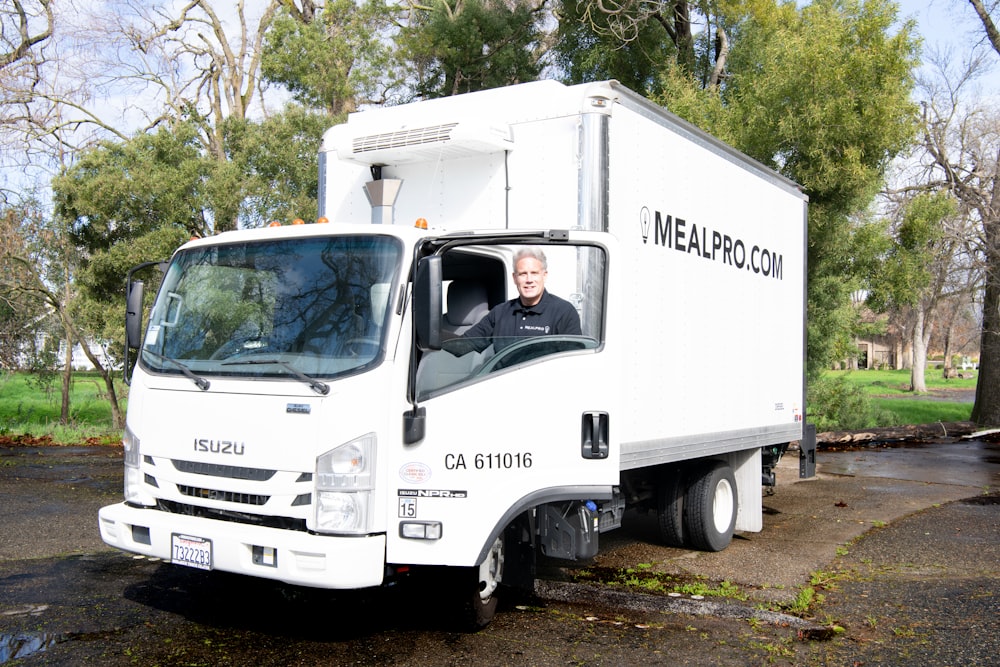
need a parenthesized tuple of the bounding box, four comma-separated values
(449, 247, 581, 356)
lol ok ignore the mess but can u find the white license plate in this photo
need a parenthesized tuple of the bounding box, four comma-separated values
(171, 534, 213, 570)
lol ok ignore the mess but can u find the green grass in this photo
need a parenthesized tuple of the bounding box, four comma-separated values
(871, 399, 973, 425)
(0, 371, 125, 443)
(827, 367, 978, 396)
(822, 368, 975, 428)
(0, 366, 978, 444)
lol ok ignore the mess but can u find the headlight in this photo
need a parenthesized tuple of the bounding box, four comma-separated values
(315, 491, 372, 532)
(123, 426, 154, 506)
(313, 434, 376, 534)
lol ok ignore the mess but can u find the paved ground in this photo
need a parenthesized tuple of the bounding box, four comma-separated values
(0, 438, 998, 665)
(578, 439, 998, 601)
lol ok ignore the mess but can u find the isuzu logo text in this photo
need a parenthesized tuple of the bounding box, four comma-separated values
(193, 439, 245, 455)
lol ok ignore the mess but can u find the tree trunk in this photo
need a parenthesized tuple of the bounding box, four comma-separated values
(61, 331, 72, 424)
(60, 270, 73, 424)
(55, 310, 125, 430)
(971, 251, 1000, 425)
(942, 317, 954, 378)
(911, 307, 930, 393)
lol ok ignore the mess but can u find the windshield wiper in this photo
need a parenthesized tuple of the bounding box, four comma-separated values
(221, 359, 330, 395)
(141, 349, 210, 391)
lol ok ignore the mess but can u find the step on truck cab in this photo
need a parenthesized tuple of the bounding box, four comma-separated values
(99, 80, 812, 629)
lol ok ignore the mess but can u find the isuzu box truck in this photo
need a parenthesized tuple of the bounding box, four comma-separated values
(100, 80, 811, 628)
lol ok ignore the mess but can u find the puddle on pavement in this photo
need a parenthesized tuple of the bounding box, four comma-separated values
(0, 632, 65, 664)
(819, 440, 1000, 488)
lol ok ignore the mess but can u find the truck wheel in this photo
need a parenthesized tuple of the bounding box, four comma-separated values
(656, 467, 685, 547)
(457, 534, 504, 630)
(684, 461, 737, 552)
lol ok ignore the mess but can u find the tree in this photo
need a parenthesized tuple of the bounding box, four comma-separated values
(960, 0, 1000, 425)
(552, 0, 677, 92)
(0, 203, 126, 427)
(0, 0, 52, 71)
(865, 192, 958, 392)
(559, 0, 715, 84)
(92, 0, 290, 231)
(262, 0, 398, 113)
(653, 0, 920, 379)
(0, 202, 48, 370)
(398, 0, 546, 99)
(0, 0, 54, 199)
(52, 107, 327, 393)
(3, 1, 320, 228)
(557, 1, 919, 379)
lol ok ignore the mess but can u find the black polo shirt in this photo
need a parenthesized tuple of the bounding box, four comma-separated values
(458, 290, 582, 353)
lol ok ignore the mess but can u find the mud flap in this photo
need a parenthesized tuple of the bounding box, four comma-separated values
(799, 423, 817, 479)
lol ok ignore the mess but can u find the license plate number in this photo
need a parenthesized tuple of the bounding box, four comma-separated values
(171, 534, 212, 570)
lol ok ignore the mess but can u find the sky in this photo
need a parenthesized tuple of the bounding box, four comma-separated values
(896, 0, 1000, 94)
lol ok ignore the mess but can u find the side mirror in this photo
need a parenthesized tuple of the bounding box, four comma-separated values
(123, 260, 167, 384)
(413, 255, 442, 351)
(125, 280, 145, 349)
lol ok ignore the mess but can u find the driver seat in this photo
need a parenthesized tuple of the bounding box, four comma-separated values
(441, 280, 489, 340)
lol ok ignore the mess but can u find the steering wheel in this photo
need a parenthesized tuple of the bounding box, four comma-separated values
(209, 338, 269, 360)
(474, 336, 593, 376)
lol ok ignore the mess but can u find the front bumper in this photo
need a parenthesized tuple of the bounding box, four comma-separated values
(98, 502, 386, 589)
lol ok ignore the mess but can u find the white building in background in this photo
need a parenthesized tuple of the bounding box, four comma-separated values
(57, 338, 116, 371)
(6, 324, 116, 372)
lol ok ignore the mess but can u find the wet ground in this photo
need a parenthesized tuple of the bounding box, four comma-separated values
(0, 437, 997, 665)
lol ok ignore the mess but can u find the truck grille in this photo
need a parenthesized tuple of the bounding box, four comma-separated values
(177, 484, 269, 505)
(172, 459, 276, 481)
(157, 499, 308, 532)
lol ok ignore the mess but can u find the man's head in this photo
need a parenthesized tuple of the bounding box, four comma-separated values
(512, 247, 548, 307)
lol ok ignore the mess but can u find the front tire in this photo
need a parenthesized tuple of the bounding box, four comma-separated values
(684, 461, 738, 552)
(457, 534, 504, 630)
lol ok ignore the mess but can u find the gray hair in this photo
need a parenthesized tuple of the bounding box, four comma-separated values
(513, 247, 547, 270)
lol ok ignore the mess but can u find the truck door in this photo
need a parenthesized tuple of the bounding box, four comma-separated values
(389, 238, 620, 569)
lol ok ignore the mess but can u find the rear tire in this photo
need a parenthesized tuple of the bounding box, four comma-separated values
(684, 461, 737, 552)
(656, 467, 685, 547)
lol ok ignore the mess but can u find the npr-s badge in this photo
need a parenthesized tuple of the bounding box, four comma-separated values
(397, 488, 468, 518)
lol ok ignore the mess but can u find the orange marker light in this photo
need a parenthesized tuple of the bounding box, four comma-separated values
(415, 218, 428, 230)
(292, 218, 305, 225)
(316, 216, 329, 224)
(268, 221, 282, 228)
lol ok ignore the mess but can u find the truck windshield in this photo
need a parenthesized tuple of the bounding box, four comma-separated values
(140, 235, 402, 381)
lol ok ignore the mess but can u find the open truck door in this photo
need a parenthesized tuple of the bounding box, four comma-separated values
(392, 234, 621, 627)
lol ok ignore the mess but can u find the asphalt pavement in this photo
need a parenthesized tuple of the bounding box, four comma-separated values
(0, 437, 998, 665)
(538, 436, 1000, 664)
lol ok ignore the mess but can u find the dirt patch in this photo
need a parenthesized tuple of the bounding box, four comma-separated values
(0, 434, 120, 448)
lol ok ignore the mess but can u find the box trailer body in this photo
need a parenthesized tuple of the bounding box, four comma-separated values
(100, 81, 808, 627)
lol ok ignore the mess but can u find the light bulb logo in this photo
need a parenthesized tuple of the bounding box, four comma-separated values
(640, 207, 651, 244)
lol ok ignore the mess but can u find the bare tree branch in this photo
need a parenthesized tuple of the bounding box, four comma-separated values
(968, 0, 1000, 56)
(0, 0, 53, 70)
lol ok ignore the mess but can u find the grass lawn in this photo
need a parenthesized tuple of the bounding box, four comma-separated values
(824, 368, 975, 427)
(0, 367, 978, 444)
(870, 398, 973, 425)
(0, 371, 125, 444)
(827, 367, 978, 396)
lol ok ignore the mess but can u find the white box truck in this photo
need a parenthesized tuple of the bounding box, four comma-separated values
(99, 80, 811, 628)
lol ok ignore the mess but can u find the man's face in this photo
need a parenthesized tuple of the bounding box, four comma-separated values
(513, 256, 546, 306)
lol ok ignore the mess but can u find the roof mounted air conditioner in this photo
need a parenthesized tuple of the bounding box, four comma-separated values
(334, 121, 514, 166)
